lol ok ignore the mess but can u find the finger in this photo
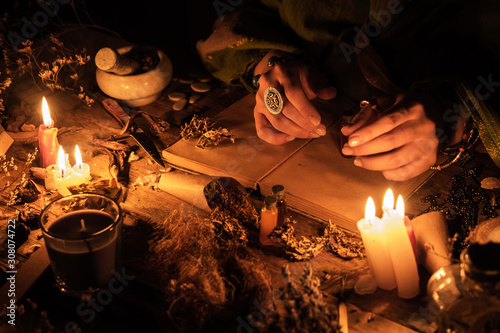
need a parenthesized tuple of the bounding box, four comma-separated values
(342, 119, 435, 156)
(254, 111, 296, 145)
(346, 104, 422, 147)
(381, 154, 437, 181)
(255, 98, 318, 139)
(340, 103, 377, 137)
(280, 75, 324, 129)
(352, 139, 438, 171)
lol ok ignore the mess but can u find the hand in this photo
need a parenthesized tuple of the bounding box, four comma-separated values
(253, 51, 337, 145)
(340, 92, 441, 181)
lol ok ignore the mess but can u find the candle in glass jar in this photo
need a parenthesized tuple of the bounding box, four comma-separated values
(71, 145, 91, 186)
(38, 97, 59, 167)
(45, 210, 117, 290)
(357, 197, 397, 290)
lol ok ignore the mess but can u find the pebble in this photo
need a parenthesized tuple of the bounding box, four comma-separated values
(191, 82, 211, 93)
(198, 76, 213, 83)
(173, 98, 188, 111)
(179, 77, 195, 84)
(189, 94, 202, 104)
(168, 92, 186, 101)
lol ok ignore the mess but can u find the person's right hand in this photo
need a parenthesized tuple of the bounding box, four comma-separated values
(253, 51, 337, 145)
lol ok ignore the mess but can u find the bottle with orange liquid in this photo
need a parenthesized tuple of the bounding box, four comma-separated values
(259, 196, 278, 246)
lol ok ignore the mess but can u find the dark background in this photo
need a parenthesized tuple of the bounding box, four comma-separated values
(1, 0, 235, 72)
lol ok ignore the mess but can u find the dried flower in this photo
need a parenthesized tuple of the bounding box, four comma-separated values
(180, 115, 234, 148)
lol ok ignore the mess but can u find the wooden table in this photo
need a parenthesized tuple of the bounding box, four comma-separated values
(1, 29, 499, 333)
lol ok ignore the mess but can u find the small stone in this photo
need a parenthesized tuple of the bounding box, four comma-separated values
(354, 274, 377, 295)
(173, 98, 188, 111)
(189, 94, 202, 104)
(198, 76, 213, 83)
(191, 82, 211, 93)
(168, 92, 186, 101)
(179, 77, 195, 84)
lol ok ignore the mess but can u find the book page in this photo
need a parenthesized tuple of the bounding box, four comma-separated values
(162, 94, 341, 187)
(162, 94, 434, 231)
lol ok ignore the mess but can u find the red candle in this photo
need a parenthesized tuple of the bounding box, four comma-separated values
(38, 97, 59, 167)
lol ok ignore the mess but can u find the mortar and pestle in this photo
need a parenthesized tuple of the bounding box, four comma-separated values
(95, 45, 173, 107)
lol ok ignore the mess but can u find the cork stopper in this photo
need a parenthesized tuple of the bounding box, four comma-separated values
(264, 195, 277, 209)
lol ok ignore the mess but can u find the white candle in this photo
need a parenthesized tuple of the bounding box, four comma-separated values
(357, 197, 397, 290)
(71, 145, 91, 186)
(383, 193, 420, 299)
(54, 146, 72, 196)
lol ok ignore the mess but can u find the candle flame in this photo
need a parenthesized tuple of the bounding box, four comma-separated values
(383, 189, 394, 210)
(57, 145, 66, 176)
(75, 145, 83, 169)
(365, 196, 376, 221)
(396, 195, 404, 217)
(42, 97, 53, 128)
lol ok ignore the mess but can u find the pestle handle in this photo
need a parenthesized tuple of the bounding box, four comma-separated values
(95, 47, 141, 75)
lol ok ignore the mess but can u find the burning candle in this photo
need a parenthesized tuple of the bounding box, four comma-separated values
(71, 145, 91, 186)
(38, 97, 59, 167)
(382, 192, 420, 299)
(54, 145, 72, 196)
(357, 197, 397, 290)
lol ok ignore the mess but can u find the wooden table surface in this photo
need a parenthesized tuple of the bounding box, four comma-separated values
(1, 28, 499, 333)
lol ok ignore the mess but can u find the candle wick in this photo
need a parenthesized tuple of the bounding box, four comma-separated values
(80, 219, 86, 233)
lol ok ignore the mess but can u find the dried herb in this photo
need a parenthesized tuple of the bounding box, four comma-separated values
(253, 265, 340, 333)
(1, 35, 94, 108)
(149, 179, 272, 331)
(180, 115, 234, 149)
(204, 177, 260, 230)
(180, 115, 214, 139)
(323, 220, 365, 259)
(269, 221, 324, 261)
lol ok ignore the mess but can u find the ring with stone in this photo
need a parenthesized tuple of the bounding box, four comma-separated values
(264, 87, 284, 115)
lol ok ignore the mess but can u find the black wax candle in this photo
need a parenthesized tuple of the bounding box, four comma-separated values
(45, 210, 117, 291)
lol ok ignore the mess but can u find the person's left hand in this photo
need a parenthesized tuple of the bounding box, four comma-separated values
(340, 92, 442, 181)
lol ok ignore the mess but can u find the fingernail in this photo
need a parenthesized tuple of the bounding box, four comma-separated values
(286, 136, 295, 142)
(353, 158, 362, 167)
(342, 146, 353, 155)
(315, 127, 325, 135)
(309, 115, 321, 126)
(310, 132, 320, 138)
(349, 136, 362, 147)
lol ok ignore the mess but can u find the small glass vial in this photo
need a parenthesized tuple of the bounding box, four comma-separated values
(260, 196, 278, 246)
(272, 185, 288, 227)
(427, 242, 500, 332)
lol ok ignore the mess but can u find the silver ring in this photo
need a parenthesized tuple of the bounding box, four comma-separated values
(264, 87, 283, 115)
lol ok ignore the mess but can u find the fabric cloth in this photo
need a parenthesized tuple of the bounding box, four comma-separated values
(197, 0, 500, 167)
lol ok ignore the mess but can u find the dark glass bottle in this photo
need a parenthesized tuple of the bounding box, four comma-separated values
(272, 185, 288, 227)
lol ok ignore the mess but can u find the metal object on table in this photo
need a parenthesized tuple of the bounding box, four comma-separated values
(100, 97, 165, 166)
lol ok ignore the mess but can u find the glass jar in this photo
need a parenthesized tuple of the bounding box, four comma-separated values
(427, 242, 500, 332)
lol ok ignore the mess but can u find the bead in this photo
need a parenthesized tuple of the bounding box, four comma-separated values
(252, 74, 261, 88)
(267, 56, 280, 67)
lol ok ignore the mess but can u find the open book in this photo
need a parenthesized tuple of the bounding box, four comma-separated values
(162, 94, 434, 232)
